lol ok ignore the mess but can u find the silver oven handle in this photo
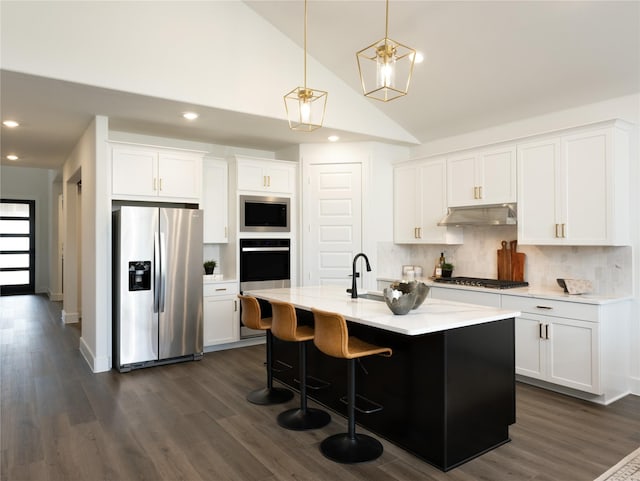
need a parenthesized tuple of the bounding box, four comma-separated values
(241, 247, 290, 252)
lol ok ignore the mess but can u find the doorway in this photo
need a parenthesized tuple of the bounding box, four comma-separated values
(0, 199, 35, 295)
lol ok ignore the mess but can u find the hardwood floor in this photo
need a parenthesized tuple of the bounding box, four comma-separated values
(1, 294, 639, 481)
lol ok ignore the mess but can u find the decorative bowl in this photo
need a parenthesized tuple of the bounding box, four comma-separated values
(383, 287, 418, 315)
(389, 280, 430, 309)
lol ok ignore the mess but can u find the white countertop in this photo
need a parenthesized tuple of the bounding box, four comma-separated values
(377, 277, 632, 305)
(246, 286, 520, 336)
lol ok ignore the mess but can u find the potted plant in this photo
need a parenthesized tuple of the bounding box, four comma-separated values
(441, 262, 454, 278)
(203, 260, 217, 275)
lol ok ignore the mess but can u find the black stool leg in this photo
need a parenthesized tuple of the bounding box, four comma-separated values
(247, 330, 294, 405)
(277, 341, 331, 430)
(320, 358, 383, 463)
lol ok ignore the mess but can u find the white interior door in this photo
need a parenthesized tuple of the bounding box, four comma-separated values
(305, 163, 362, 287)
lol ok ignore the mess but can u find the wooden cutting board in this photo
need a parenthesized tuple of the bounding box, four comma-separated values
(497, 241, 511, 280)
(511, 240, 526, 282)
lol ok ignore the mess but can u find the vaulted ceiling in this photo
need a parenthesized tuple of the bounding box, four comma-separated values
(1, 1, 638, 170)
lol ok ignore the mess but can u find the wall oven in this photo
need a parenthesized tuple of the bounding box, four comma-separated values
(240, 195, 290, 233)
(239, 238, 291, 338)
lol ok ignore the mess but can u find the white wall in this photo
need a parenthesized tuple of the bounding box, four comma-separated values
(0, 165, 55, 294)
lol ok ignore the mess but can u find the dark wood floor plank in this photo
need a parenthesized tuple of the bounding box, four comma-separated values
(1, 294, 639, 481)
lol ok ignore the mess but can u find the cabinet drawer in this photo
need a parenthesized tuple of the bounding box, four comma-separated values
(203, 282, 238, 297)
(502, 295, 598, 322)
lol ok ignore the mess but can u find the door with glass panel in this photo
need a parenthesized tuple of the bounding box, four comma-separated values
(0, 200, 35, 295)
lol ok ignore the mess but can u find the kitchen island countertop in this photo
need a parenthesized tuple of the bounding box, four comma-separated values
(246, 285, 520, 336)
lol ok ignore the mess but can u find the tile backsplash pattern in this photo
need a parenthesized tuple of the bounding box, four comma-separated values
(377, 226, 632, 297)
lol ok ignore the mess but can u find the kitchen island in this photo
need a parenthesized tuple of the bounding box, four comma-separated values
(247, 286, 520, 471)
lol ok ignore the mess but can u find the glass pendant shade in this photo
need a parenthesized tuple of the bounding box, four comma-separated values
(357, 37, 416, 102)
(284, 86, 327, 132)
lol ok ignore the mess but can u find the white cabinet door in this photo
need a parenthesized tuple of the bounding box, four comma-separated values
(237, 159, 294, 194)
(479, 145, 516, 205)
(517, 137, 563, 244)
(546, 317, 599, 393)
(202, 159, 228, 243)
(158, 152, 201, 199)
(515, 316, 545, 380)
(447, 153, 477, 207)
(112, 146, 158, 197)
(562, 128, 610, 244)
(393, 164, 420, 243)
(203, 282, 239, 346)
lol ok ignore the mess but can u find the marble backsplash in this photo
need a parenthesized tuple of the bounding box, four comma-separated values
(377, 226, 632, 297)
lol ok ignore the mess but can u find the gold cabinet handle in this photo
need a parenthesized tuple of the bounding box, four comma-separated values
(555, 224, 559, 238)
(418, 227, 422, 239)
(478, 185, 482, 199)
(561, 223, 566, 238)
(268, 175, 271, 187)
(473, 186, 478, 199)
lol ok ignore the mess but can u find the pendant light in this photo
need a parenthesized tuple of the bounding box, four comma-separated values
(356, 0, 416, 102)
(284, 0, 327, 131)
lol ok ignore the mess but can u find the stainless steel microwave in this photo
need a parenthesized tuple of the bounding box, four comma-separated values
(239, 195, 290, 232)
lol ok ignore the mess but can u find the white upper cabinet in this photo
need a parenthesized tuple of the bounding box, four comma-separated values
(517, 121, 631, 245)
(111, 143, 203, 202)
(236, 158, 295, 194)
(447, 144, 516, 207)
(201, 158, 228, 243)
(394, 157, 463, 244)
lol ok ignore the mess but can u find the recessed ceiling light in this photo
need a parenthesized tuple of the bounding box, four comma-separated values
(6, 154, 19, 161)
(182, 112, 199, 120)
(3, 120, 19, 128)
(328, 135, 340, 142)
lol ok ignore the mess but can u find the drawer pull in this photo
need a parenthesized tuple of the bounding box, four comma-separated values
(536, 305, 553, 310)
(215, 288, 228, 292)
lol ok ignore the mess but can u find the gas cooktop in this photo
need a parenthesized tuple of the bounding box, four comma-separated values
(433, 277, 529, 289)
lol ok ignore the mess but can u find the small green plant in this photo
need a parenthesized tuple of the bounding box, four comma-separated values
(442, 262, 454, 270)
(203, 260, 217, 274)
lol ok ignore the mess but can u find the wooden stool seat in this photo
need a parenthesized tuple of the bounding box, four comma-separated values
(312, 307, 392, 464)
(270, 300, 331, 431)
(238, 295, 293, 405)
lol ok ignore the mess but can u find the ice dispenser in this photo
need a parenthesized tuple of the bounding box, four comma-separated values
(128, 261, 151, 291)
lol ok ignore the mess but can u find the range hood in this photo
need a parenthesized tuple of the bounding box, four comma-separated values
(438, 203, 517, 227)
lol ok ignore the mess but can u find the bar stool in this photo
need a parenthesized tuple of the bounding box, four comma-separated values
(238, 295, 294, 405)
(270, 300, 331, 430)
(311, 307, 392, 464)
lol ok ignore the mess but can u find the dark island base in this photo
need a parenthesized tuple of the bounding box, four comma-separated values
(265, 303, 515, 471)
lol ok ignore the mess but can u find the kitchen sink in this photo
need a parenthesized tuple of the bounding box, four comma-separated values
(357, 292, 384, 301)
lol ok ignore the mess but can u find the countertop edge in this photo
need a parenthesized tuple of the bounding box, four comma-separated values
(376, 277, 632, 305)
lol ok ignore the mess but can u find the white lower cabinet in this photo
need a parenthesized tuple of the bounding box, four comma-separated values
(512, 310, 598, 393)
(203, 281, 239, 346)
(430, 287, 630, 403)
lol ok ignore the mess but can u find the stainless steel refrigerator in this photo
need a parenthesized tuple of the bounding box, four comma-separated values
(113, 206, 203, 372)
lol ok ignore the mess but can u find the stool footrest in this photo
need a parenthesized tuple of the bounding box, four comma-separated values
(340, 394, 383, 414)
(293, 375, 331, 391)
(270, 360, 292, 373)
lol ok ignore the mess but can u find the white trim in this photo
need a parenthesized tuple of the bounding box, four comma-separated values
(630, 376, 640, 396)
(48, 290, 63, 302)
(61, 309, 80, 324)
(516, 375, 631, 406)
(79, 336, 111, 373)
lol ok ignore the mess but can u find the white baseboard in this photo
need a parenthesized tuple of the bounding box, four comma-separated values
(79, 337, 111, 373)
(61, 310, 80, 324)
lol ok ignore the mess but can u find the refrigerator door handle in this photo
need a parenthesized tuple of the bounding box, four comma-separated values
(153, 232, 160, 313)
(159, 231, 167, 312)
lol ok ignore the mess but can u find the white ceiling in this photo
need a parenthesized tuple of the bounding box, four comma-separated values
(1, 1, 638, 170)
